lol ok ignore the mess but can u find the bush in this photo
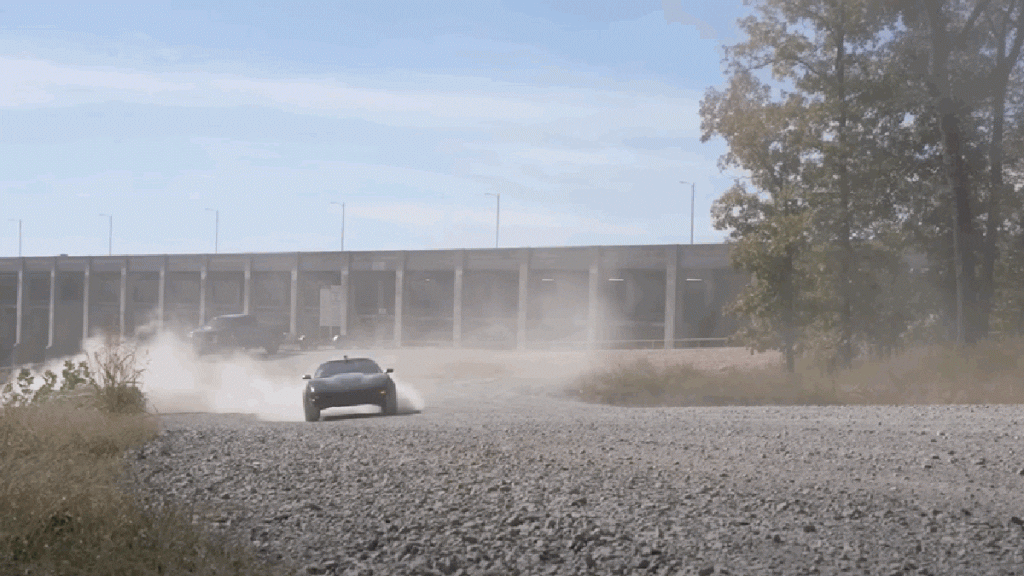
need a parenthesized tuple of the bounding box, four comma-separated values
(0, 334, 290, 576)
(570, 356, 839, 407)
(89, 333, 148, 414)
(571, 338, 1024, 407)
(1, 334, 148, 414)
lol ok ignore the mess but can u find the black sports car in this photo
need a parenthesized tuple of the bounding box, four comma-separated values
(302, 357, 397, 422)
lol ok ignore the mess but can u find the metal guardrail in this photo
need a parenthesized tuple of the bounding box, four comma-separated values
(392, 337, 731, 350)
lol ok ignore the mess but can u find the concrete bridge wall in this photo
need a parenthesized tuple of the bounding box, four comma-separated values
(0, 244, 746, 366)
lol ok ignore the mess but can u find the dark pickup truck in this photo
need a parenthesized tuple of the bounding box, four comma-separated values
(188, 313, 285, 355)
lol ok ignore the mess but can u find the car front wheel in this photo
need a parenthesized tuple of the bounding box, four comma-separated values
(303, 397, 320, 422)
(381, 381, 398, 416)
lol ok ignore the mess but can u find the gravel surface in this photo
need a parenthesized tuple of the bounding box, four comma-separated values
(128, 350, 1024, 576)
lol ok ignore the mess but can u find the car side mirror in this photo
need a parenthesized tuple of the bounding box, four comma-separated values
(302, 374, 312, 380)
(385, 368, 394, 374)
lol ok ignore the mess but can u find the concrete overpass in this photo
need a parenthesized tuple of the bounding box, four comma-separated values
(0, 243, 747, 366)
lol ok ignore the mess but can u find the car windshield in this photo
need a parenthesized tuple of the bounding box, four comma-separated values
(314, 359, 383, 378)
(208, 317, 230, 329)
(208, 315, 251, 329)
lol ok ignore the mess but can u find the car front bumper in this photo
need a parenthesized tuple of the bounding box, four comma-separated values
(306, 384, 388, 410)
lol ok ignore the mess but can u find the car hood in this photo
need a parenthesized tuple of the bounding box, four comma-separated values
(307, 373, 389, 391)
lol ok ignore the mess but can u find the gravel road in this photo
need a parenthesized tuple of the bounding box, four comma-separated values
(129, 348, 1024, 576)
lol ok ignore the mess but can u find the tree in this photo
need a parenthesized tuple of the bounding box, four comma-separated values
(703, 0, 905, 368)
(976, 1, 1024, 335)
(703, 70, 818, 371)
(890, 0, 1024, 343)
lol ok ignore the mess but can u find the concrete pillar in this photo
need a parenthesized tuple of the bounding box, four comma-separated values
(243, 258, 252, 315)
(13, 259, 24, 349)
(516, 249, 529, 350)
(82, 259, 91, 341)
(678, 265, 692, 343)
(47, 258, 57, 351)
(199, 258, 208, 325)
(587, 248, 601, 348)
(289, 254, 299, 336)
(394, 254, 405, 347)
(157, 257, 167, 331)
(664, 245, 678, 349)
(339, 254, 350, 336)
(453, 251, 464, 348)
(119, 260, 128, 336)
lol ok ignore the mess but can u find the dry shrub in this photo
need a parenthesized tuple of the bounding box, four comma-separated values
(573, 338, 1024, 407)
(0, 403, 286, 576)
(831, 337, 1024, 405)
(0, 334, 290, 576)
(570, 356, 840, 407)
(1, 332, 148, 414)
(88, 332, 148, 414)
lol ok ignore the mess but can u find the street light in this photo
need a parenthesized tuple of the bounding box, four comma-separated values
(206, 208, 219, 254)
(9, 219, 21, 257)
(485, 192, 500, 248)
(679, 181, 695, 244)
(330, 201, 345, 251)
(98, 214, 112, 255)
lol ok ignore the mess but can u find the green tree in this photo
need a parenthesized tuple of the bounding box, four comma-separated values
(703, 0, 907, 368)
(976, 1, 1024, 335)
(890, 0, 1024, 343)
(703, 70, 818, 371)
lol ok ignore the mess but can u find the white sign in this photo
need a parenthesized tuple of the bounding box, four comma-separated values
(319, 285, 347, 332)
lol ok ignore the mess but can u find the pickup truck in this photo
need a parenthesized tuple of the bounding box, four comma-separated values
(188, 313, 285, 355)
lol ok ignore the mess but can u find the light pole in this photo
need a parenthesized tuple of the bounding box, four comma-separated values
(485, 192, 500, 248)
(9, 219, 21, 257)
(98, 214, 112, 255)
(330, 201, 345, 251)
(206, 208, 219, 254)
(680, 181, 695, 244)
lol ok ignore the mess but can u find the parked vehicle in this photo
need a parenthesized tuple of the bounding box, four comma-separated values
(295, 333, 347, 351)
(188, 313, 285, 355)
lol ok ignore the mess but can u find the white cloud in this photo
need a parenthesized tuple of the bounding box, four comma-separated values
(0, 56, 699, 135)
(0, 51, 725, 254)
(0, 57, 193, 106)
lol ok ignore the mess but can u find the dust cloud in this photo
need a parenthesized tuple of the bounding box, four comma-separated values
(53, 331, 424, 422)
(35, 328, 774, 421)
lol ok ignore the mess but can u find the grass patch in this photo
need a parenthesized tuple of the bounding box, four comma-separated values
(572, 338, 1024, 406)
(1, 336, 291, 576)
(570, 356, 835, 406)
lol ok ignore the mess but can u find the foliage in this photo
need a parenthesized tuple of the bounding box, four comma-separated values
(0, 335, 289, 576)
(0, 360, 92, 408)
(89, 333, 148, 414)
(1, 334, 148, 414)
(702, 0, 1024, 367)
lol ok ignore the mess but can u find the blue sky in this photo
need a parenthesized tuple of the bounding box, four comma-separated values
(0, 1, 751, 256)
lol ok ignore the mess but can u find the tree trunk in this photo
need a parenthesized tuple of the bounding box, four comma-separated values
(835, 22, 854, 369)
(938, 100, 978, 345)
(782, 248, 796, 373)
(979, 86, 1005, 337)
(923, 4, 979, 346)
(979, 8, 1024, 337)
